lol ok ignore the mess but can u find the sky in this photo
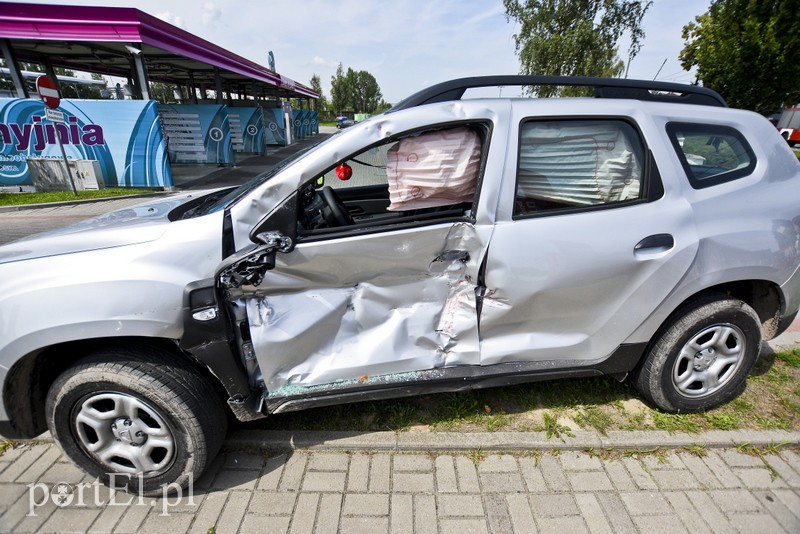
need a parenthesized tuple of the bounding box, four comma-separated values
(14, 0, 712, 103)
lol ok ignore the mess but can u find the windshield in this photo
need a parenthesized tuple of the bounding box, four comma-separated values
(189, 135, 333, 218)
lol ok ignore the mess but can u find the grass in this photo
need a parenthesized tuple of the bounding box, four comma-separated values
(0, 440, 11, 456)
(683, 443, 708, 458)
(0, 188, 157, 206)
(574, 405, 615, 435)
(542, 412, 575, 441)
(466, 448, 486, 466)
(243, 349, 800, 435)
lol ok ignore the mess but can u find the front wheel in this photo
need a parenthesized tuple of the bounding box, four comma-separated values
(631, 295, 762, 413)
(46, 348, 227, 495)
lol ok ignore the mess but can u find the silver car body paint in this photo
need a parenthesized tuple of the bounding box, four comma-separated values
(1, 96, 799, 423)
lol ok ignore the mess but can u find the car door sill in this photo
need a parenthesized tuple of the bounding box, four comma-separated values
(263, 343, 646, 414)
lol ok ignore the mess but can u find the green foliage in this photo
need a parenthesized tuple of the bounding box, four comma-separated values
(776, 349, 800, 368)
(680, 0, 800, 113)
(542, 411, 575, 441)
(503, 0, 652, 97)
(704, 412, 741, 430)
(651, 412, 701, 434)
(330, 63, 383, 114)
(574, 406, 614, 435)
(684, 444, 708, 458)
(0, 440, 11, 456)
(309, 74, 329, 114)
(466, 448, 486, 465)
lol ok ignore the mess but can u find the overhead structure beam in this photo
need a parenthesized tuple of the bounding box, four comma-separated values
(0, 38, 28, 98)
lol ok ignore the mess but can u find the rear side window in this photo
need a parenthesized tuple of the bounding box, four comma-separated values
(514, 119, 645, 217)
(666, 123, 756, 188)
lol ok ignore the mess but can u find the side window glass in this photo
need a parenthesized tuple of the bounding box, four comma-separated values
(515, 120, 645, 217)
(298, 125, 483, 235)
(666, 123, 756, 188)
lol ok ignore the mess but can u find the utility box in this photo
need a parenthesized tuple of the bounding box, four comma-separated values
(73, 160, 105, 190)
(27, 158, 105, 192)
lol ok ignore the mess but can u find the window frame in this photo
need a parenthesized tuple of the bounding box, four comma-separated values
(512, 116, 656, 221)
(279, 120, 494, 243)
(666, 122, 757, 189)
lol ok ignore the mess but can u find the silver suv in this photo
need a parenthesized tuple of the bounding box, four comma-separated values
(1, 76, 799, 493)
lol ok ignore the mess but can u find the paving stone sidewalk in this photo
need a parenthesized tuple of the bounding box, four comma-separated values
(1, 442, 798, 533)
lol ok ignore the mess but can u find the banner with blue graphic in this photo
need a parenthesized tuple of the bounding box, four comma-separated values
(158, 104, 234, 164)
(0, 98, 172, 188)
(310, 111, 319, 135)
(227, 107, 266, 154)
(264, 107, 287, 146)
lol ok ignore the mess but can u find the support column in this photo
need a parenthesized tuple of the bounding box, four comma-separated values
(188, 71, 198, 104)
(130, 48, 151, 100)
(0, 39, 29, 98)
(214, 68, 223, 104)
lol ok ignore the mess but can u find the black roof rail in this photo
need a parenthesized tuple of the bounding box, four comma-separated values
(387, 75, 727, 113)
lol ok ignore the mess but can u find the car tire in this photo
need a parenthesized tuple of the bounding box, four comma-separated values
(630, 294, 761, 413)
(46, 347, 227, 495)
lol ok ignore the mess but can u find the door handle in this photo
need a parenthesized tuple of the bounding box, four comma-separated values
(634, 234, 674, 253)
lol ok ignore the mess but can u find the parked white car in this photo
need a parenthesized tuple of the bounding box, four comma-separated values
(1, 76, 799, 493)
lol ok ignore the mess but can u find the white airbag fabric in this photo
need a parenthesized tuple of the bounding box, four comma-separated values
(387, 127, 481, 211)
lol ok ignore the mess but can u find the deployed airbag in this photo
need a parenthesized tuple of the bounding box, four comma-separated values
(386, 127, 481, 211)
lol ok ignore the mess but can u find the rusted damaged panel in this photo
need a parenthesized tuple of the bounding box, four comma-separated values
(240, 222, 485, 392)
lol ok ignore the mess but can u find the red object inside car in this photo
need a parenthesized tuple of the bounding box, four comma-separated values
(336, 163, 352, 180)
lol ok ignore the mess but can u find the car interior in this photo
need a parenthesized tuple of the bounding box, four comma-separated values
(296, 124, 487, 238)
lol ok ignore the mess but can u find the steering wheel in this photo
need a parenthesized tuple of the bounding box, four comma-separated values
(320, 186, 354, 227)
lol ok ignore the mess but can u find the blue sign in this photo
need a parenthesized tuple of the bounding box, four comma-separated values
(158, 104, 234, 164)
(264, 107, 287, 146)
(0, 98, 172, 188)
(227, 107, 266, 154)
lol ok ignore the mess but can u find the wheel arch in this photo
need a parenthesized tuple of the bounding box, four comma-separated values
(672, 280, 785, 341)
(2, 337, 230, 439)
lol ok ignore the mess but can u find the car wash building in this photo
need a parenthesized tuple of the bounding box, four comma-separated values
(0, 2, 319, 190)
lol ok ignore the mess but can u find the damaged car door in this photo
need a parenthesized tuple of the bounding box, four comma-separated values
(218, 124, 493, 407)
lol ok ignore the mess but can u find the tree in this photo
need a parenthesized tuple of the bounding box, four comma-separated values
(503, 0, 652, 97)
(680, 0, 800, 114)
(330, 63, 384, 114)
(309, 73, 329, 113)
(352, 70, 382, 114)
(330, 63, 349, 115)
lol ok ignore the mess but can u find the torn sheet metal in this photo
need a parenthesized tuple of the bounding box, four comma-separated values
(238, 222, 484, 392)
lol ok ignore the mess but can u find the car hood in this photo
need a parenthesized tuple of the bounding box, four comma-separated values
(0, 192, 204, 264)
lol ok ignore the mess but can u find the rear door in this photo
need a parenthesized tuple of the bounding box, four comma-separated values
(480, 111, 698, 365)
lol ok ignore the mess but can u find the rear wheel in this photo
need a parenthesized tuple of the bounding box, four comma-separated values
(46, 347, 227, 495)
(631, 295, 761, 413)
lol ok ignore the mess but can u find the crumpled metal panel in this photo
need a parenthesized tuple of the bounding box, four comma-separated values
(241, 223, 484, 392)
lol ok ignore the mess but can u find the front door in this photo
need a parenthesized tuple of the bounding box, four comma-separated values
(223, 123, 493, 395)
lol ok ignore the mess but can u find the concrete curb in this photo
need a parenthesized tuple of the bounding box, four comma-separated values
(222, 429, 800, 453)
(25, 428, 799, 452)
(0, 192, 171, 213)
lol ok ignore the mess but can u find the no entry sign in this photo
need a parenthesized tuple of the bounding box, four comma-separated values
(36, 76, 61, 109)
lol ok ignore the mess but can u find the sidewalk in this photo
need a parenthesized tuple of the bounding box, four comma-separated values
(1, 437, 798, 533)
